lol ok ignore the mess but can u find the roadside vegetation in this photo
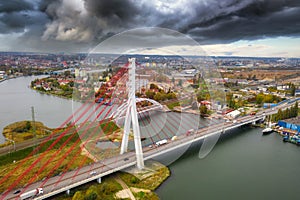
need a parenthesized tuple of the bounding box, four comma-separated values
(269, 102, 298, 122)
(53, 177, 122, 200)
(0, 132, 93, 193)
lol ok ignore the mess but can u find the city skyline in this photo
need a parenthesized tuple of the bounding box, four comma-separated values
(0, 0, 300, 57)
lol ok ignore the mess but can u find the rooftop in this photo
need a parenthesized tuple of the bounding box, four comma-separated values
(283, 116, 300, 125)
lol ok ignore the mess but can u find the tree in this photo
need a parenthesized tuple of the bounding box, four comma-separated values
(25, 121, 32, 132)
(290, 84, 296, 96)
(64, 70, 71, 77)
(145, 91, 155, 99)
(291, 102, 298, 117)
(131, 176, 139, 184)
(277, 109, 283, 120)
(199, 104, 208, 116)
(256, 93, 264, 105)
(72, 191, 84, 200)
(154, 92, 166, 101)
(166, 92, 176, 100)
(150, 83, 158, 89)
(135, 92, 142, 97)
(85, 185, 99, 200)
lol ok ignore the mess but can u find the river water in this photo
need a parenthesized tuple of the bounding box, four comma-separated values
(0, 76, 79, 143)
(156, 127, 300, 200)
(1, 77, 299, 200)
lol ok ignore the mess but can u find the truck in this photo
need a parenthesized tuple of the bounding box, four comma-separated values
(19, 188, 43, 200)
(155, 139, 168, 146)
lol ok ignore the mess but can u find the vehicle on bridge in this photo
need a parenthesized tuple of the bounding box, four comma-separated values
(155, 139, 168, 146)
(186, 129, 194, 136)
(19, 188, 43, 200)
(250, 112, 256, 116)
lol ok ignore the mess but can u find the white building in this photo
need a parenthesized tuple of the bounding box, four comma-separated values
(226, 110, 241, 119)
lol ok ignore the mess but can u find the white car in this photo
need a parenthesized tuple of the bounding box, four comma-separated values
(90, 171, 97, 176)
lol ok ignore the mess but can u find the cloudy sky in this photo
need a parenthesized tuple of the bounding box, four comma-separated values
(0, 0, 300, 57)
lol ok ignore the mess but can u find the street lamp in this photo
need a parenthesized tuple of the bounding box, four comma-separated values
(5, 138, 15, 152)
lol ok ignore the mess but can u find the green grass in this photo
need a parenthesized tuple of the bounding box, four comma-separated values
(0, 128, 94, 193)
(0, 146, 35, 166)
(0, 128, 79, 166)
(133, 191, 159, 200)
(119, 162, 170, 191)
(100, 121, 120, 134)
(165, 101, 180, 110)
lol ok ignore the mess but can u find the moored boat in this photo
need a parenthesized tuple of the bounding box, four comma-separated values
(262, 127, 273, 135)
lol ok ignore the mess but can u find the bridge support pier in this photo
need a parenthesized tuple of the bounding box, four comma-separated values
(97, 177, 102, 183)
(120, 58, 144, 170)
(66, 189, 70, 195)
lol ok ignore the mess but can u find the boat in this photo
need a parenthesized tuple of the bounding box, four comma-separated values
(262, 127, 273, 135)
(262, 115, 273, 135)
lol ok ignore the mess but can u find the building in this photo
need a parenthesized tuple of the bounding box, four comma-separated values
(0, 71, 5, 79)
(278, 116, 300, 132)
(225, 110, 241, 119)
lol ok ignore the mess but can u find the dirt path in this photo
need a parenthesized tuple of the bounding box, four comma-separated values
(114, 175, 136, 200)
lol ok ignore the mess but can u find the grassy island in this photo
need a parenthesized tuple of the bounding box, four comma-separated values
(2, 121, 54, 144)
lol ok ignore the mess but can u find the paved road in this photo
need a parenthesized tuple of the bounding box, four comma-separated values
(114, 175, 136, 200)
(0, 128, 76, 156)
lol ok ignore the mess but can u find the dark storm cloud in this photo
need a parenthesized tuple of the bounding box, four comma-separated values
(178, 0, 300, 44)
(84, 0, 139, 24)
(0, 0, 49, 34)
(0, 0, 34, 13)
(0, 12, 29, 33)
(0, 10, 49, 34)
(1, 0, 300, 52)
(40, 0, 300, 45)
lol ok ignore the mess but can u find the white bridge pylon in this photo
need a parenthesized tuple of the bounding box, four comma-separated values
(120, 58, 144, 169)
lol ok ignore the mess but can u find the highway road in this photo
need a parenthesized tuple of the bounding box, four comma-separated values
(0, 128, 77, 156)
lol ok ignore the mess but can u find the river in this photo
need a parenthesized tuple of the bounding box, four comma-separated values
(1, 77, 299, 200)
(156, 127, 300, 200)
(0, 76, 80, 143)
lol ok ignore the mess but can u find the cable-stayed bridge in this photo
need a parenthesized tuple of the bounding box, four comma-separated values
(1, 59, 298, 200)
